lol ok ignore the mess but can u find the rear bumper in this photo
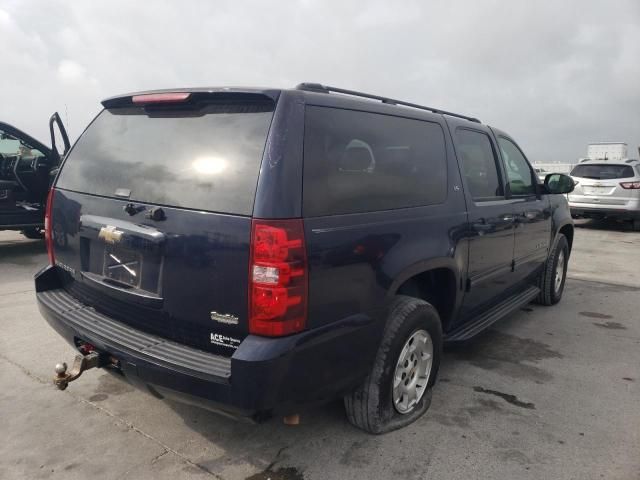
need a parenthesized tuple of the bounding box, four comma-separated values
(35, 266, 381, 418)
(569, 205, 640, 220)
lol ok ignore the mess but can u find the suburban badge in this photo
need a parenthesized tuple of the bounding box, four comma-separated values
(210, 311, 239, 325)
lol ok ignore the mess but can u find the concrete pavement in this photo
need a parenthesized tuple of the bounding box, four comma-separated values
(0, 224, 638, 480)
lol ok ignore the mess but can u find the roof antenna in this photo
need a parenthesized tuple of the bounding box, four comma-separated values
(65, 103, 70, 133)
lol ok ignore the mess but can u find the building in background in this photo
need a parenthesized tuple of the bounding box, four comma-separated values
(531, 162, 574, 175)
(586, 142, 627, 161)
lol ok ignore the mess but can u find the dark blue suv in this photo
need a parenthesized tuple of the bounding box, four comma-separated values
(35, 84, 575, 433)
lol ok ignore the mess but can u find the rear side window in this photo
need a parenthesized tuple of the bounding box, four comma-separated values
(570, 164, 635, 180)
(455, 129, 503, 200)
(56, 102, 274, 215)
(303, 107, 447, 216)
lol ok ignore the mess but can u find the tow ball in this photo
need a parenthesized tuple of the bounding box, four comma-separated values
(53, 352, 101, 390)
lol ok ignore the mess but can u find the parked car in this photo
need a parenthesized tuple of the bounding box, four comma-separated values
(0, 114, 69, 238)
(36, 84, 575, 434)
(568, 158, 640, 231)
(534, 166, 548, 181)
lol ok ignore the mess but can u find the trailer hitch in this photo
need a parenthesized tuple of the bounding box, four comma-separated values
(53, 352, 101, 390)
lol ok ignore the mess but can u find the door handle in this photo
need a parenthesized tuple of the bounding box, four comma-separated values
(501, 215, 515, 223)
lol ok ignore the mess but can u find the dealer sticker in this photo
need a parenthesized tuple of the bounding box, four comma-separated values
(210, 333, 241, 349)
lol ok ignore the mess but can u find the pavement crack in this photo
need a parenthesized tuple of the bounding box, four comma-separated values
(0, 355, 222, 479)
(473, 386, 536, 409)
(150, 449, 170, 464)
(265, 445, 289, 471)
(0, 353, 49, 385)
(0, 289, 33, 297)
(75, 396, 224, 478)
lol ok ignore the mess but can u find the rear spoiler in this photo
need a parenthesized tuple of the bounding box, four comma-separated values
(101, 88, 281, 109)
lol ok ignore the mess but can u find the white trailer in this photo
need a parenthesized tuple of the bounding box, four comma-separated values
(587, 142, 627, 161)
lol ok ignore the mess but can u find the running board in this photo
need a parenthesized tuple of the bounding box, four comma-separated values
(445, 286, 540, 342)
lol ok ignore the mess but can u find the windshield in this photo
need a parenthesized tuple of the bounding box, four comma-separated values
(56, 102, 274, 215)
(0, 131, 45, 157)
(570, 163, 635, 180)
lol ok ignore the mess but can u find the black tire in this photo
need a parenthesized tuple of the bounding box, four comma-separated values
(536, 234, 569, 306)
(21, 227, 44, 239)
(631, 219, 640, 232)
(344, 295, 442, 434)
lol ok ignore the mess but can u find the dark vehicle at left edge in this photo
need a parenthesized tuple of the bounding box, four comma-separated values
(0, 113, 69, 239)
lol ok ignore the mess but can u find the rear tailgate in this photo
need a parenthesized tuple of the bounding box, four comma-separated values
(577, 179, 628, 205)
(50, 92, 277, 357)
(570, 163, 639, 207)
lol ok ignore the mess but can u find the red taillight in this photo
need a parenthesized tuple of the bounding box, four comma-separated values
(44, 188, 55, 265)
(131, 92, 191, 104)
(249, 219, 307, 337)
(620, 181, 640, 189)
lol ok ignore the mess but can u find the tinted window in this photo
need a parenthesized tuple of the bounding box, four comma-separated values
(303, 107, 447, 216)
(498, 137, 535, 196)
(570, 164, 635, 180)
(455, 129, 503, 200)
(56, 103, 274, 215)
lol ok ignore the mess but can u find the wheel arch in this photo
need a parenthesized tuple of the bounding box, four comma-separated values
(387, 258, 462, 332)
(556, 222, 574, 255)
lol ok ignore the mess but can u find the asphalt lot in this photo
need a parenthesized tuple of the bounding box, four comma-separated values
(1, 219, 639, 480)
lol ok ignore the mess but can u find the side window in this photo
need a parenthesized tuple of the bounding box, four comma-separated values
(455, 129, 503, 201)
(498, 137, 535, 196)
(303, 106, 448, 216)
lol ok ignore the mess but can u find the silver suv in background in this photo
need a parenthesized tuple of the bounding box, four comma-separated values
(568, 159, 640, 231)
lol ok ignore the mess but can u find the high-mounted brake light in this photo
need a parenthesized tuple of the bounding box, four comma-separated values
(44, 188, 55, 265)
(620, 181, 640, 189)
(131, 92, 191, 104)
(249, 219, 308, 337)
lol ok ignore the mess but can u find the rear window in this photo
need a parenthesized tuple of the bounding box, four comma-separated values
(570, 164, 635, 180)
(56, 102, 274, 215)
(303, 106, 447, 216)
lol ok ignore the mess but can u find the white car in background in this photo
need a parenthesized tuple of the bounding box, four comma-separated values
(568, 159, 640, 231)
(534, 167, 549, 181)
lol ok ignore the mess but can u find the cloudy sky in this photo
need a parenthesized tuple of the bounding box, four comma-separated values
(1, 0, 639, 163)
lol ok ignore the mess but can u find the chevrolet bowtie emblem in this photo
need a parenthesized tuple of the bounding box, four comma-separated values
(99, 225, 124, 244)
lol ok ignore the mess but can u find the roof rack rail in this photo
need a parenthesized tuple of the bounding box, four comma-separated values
(296, 83, 481, 123)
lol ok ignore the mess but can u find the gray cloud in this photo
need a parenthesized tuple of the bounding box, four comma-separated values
(1, 0, 639, 162)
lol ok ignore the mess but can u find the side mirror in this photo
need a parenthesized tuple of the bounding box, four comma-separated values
(544, 173, 575, 194)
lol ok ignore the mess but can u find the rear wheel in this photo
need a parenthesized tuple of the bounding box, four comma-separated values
(344, 295, 442, 434)
(536, 234, 569, 305)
